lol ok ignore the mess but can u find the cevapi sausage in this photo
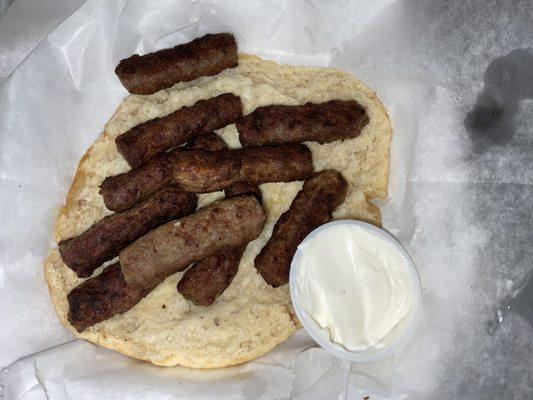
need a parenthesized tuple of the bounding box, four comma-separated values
(187, 132, 227, 151)
(176, 136, 262, 306)
(177, 246, 244, 306)
(115, 33, 238, 95)
(120, 195, 266, 288)
(255, 170, 348, 287)
(100, 144, 312, 211)
(59, 187, 197, 278)
(237, 100, 369, 147)
(116, 93, 242, 168)
(99, 133, 225, 212)
(99, 152, 174, 212)
(172, 144, 313, 193)
(177, 174, 262, 306)
(67, 263, 153, 332)
(224, 181, 262, 202)
(188, 132, 263, 201)
(188, 133, 263, 200)
(67, 195, 265, 331)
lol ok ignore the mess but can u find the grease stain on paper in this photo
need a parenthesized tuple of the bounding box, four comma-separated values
(464, 48, 533, 152)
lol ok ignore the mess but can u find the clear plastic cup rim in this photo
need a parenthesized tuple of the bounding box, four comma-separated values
(289, 219, 422, 363)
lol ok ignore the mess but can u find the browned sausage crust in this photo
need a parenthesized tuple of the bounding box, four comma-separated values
(115, 33, 238, 95)
(187, 132, 227, 151)
(99, 152, 174, 212)
(255, 170, 348, 287)
(172, 144, 313, 193)
(67, 263, 154, 332)
(177, 247, 244, 306)
(120, 195, 266, 288)
(116, 93, 242, 168)
(171, 148, 239, 193)
(188, 132, 263, 201)
(188, 133, 266, 201)
(237, 100, 369, 147)
(59, 187, 197, 278)
(225, 181, 262, 202)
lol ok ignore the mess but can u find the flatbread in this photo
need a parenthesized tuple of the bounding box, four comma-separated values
(44, 54, 391, 368)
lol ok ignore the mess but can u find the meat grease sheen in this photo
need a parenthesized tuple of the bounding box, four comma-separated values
(295, 224, 414, 351)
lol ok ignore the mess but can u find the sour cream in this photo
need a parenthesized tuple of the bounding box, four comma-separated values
(294, 223, 415, 352)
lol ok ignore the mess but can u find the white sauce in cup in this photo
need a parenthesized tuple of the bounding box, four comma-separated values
(291, 221, 419, 356)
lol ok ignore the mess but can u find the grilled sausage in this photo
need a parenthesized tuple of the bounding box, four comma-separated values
(67, 263, 153, 332)
(176, 172, 262, 306)
(176, 135, 262, 306)
(116, 93, 242, 168)
(177, 246, 244, 306)
(172, 144, 313, 193)
(237, 100, 369, 147)
(100, 132, 231, 212)
(255, 170, 348, 287)
(224, 181, 262, 202)
(188, 133, 263, 201)
(99, 152, 174, 212)
(115, 33, 238, 95)
(187, 132, 227, 151)
(101, 143, 312, 211)
(120, 195, 266, 288)
(67, 195, 265, 331)
(59, 187, 197, 278)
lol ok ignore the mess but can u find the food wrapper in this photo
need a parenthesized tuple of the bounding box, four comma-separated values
(1, 0, 532, 398)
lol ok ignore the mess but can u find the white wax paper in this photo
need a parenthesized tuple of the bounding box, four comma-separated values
(1, 0, 532, 399)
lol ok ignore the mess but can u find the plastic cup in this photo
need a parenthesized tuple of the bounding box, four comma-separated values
(289, 219, 422, 362)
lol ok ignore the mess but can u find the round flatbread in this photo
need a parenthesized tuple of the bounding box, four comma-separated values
(44, 54, 392, 368)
